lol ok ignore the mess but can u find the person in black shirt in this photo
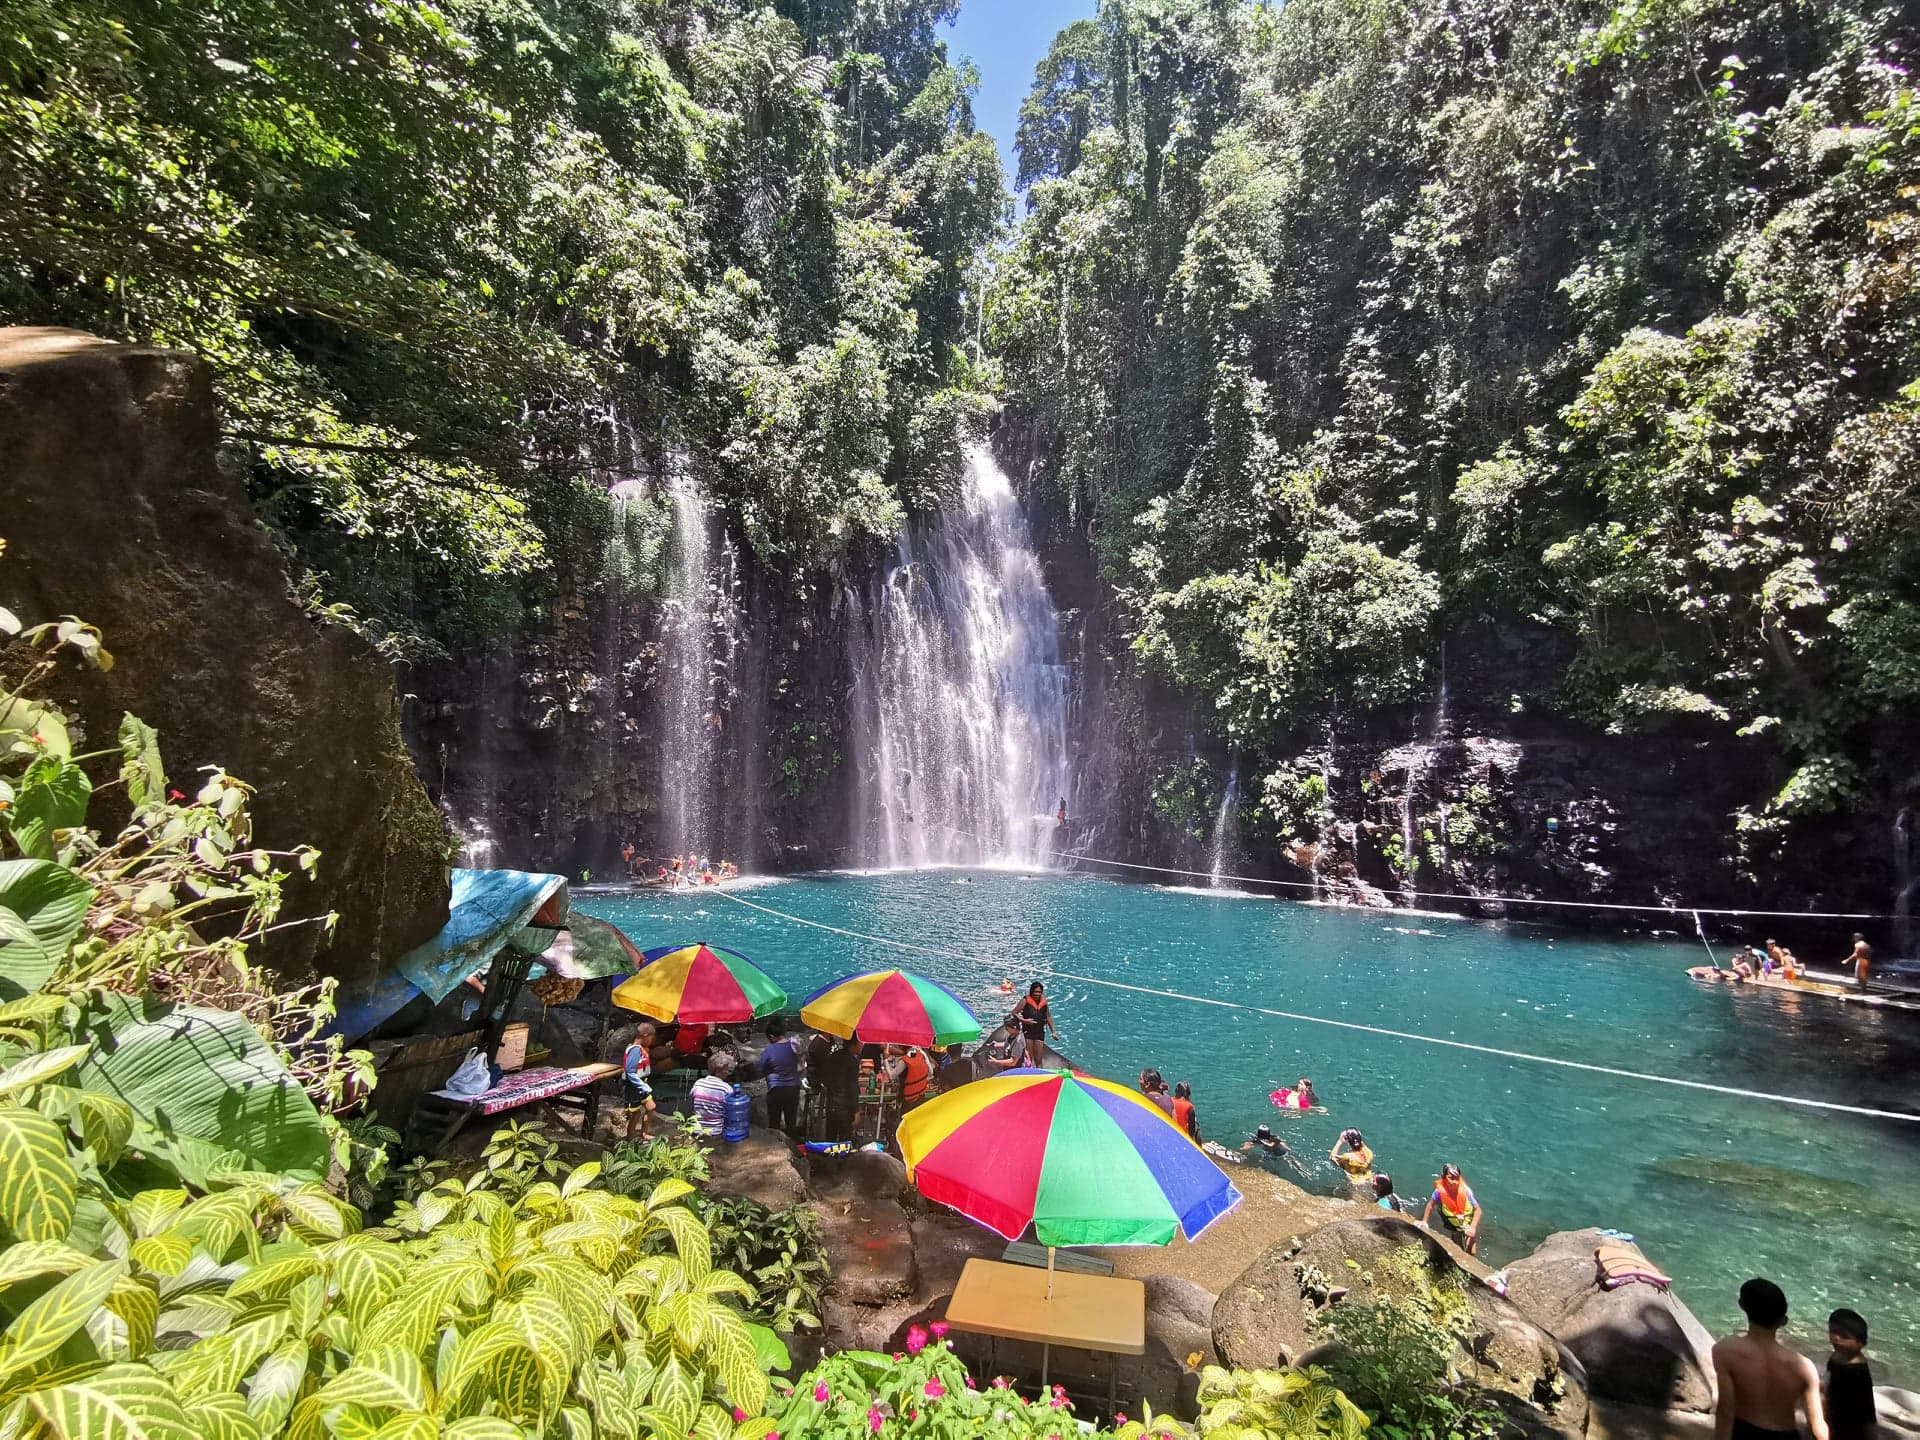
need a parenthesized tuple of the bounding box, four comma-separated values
(809, 1032, 859, 1139)
(1825, 1308, 1876, 1440)
(1015, 982, 1058, 1068)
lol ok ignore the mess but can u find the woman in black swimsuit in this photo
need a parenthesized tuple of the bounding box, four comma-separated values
(1015, 982, 1059, 1068)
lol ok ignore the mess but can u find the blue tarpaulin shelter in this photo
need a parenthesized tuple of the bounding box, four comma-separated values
(329, 867, 569, 1039)
(398, 867, 568, 1002)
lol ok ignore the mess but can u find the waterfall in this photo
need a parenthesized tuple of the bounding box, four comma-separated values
(1399, 746, 1422, 904)
(1897, 808, 1916, 957)
(846, 446, 1071, 868)
(655, 477, 741, 857)
(1209, 762, 1240, 888)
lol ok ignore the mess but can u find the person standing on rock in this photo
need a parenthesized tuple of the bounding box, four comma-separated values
(1712, 1278, 1828, 1440)
(1842, 934, 1874, 987)
(1015, 982, 1057, 1068)
(759, 1016, 803, 1138)
(621, 1022, 657, 1141)
(1422, 1163, 1483, 1255)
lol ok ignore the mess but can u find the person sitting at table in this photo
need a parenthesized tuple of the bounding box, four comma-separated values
(671, 1021, 711, 1069)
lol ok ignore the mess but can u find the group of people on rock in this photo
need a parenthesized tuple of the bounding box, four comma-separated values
(1689, 933, 1881, 988)
(619, 843, 738, 887)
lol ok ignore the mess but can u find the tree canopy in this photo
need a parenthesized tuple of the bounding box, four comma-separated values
(989, 0, 1919, 858)
(1, 0, 1005, 651)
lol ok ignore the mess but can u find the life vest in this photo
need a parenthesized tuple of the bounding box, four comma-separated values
(900, 1050, 931, 1105)
(1434, 1176, 1477, 1222)
(1170, 1096, 1196, 1136)
(1337, 1145, 1374, 1176)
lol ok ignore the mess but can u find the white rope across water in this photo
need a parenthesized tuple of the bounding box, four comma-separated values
(920, 821, 1891, 921)
(711, 887, 1920, 1124)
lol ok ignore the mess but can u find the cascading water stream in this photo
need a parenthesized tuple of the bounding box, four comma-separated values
(1896, 807, 1916, 958)
(1209, 762, 1240, 888)
(655, 478, 741, 858)
(845, 447, 1071, 868)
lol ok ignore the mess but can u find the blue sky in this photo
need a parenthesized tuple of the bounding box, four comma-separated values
(940, 0, 1095, 181)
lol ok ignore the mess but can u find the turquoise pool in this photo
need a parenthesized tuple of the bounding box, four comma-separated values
(576, 869, 1920, 1379)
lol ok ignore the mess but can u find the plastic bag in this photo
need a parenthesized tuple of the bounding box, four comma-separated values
(435, 1047, 491, 1101)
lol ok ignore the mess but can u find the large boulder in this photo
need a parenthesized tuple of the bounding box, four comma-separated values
(811, 1150, 918, 1307)
(0, 328, 448, 986)
(1503, 1229, 1716, 1413)
(1214, 1216, 1589, 1436)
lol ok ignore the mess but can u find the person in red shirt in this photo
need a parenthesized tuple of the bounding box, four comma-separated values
(1170, 1081, 1202, 1142)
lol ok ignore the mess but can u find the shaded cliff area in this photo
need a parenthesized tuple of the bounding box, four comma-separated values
(0, 328, 449, 985)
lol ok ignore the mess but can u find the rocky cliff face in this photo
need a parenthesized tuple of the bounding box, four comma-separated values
(404, 545, 853, 879)
(1014, 436, 1901, 950)
(0, 328, 449, 985)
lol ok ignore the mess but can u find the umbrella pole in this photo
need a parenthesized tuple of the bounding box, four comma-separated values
(1046, 1245, 1056, 1300)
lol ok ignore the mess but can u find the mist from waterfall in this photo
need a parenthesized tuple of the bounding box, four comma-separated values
(845, 447, 1071, 868)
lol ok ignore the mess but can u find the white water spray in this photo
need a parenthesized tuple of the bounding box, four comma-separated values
(656, 478, 741, 856)
(846, 447, 1071, 867)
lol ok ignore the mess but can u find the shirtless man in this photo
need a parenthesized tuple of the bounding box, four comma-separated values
(1712, 1278, 1827, 1440)
(1842, 933, 1873, 987)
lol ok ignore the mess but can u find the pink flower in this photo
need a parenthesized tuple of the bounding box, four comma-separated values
(733, 1410, 748, 1423)
(867, 1406, 884, 1432)
(910, 1411, 919, 1423)
(814, 1384, 830, 1404)
(991, 1378, 1007, 1390)
(930, 1322, 949, 1339)
(963, 1375, 976, 1390)
(906, 1325, 928, 1355)
(923, 1378, 945, 1399)
(1115, 1414, 1128, 1424)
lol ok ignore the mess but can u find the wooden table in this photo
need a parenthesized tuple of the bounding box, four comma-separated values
(941, 1257, 1145, 1411)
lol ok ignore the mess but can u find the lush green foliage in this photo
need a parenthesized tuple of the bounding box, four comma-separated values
(1309, 1247, 1502, 1440)
(699, 1196, 829, 1334)
(991, 0, 1919, 852)
(0, 0, 1005, 652)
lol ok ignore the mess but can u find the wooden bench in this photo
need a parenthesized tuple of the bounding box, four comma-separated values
(1001, 1241, 1115, 1276)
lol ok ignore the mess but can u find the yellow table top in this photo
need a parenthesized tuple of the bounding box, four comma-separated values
(942, 1257, 1146, 1355)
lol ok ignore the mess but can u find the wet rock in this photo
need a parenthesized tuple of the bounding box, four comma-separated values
(0, 329, 448, 987)
(1214, 1216, 1588, 1434)
(704, 1128, 809, 1210)
(1503, 1229, 1716, 1413)
(813, 1151, 918, 1308)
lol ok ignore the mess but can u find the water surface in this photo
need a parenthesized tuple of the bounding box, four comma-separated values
(578, 870, 1920, 1378)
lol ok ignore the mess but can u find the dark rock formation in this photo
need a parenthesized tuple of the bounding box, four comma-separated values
(1504, 1229, 1716, 1413)
(0, 328, 448, 986)
(1213, 1215, 1589, 1436)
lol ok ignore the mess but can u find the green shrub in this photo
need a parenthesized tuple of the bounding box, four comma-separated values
(699, 1196, 830, 1334)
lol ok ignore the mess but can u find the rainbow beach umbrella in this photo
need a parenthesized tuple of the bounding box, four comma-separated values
(610, 943, 787, 1023)
(896, 1069, 1241, 1267)
(799, 969, 982, 1047)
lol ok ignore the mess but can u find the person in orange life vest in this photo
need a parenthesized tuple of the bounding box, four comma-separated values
(1170, 1081, 1201, 1142)
(885, 1045, 932, 1108)
(1422, 1162, 1483, 1254)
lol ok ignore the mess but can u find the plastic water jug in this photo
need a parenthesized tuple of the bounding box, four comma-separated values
(722, 1085, 751, 1143)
